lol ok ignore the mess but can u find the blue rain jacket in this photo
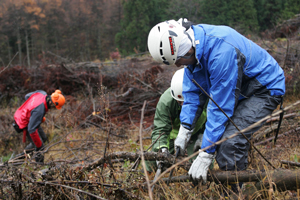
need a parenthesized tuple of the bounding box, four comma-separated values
(181, 24, 285, 153)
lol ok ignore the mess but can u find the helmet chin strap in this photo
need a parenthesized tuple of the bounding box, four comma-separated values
(184, 30, 193, 44)
(46, 95, 52, 108)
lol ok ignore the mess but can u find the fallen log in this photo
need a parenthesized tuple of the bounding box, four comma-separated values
(157, 168, 300, 192)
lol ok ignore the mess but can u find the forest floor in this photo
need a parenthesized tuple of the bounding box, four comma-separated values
(0, 32, 300, 199)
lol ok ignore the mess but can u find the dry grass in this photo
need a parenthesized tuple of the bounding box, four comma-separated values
(0, 47, 300, 198)
(1, 94, 299, 199)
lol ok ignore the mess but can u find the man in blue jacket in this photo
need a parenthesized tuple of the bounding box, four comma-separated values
(147, 19, 285, 188)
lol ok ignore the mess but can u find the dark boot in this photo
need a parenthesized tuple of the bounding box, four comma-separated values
(230, 182, 243, 194)
(222, 182, 243, 199)
(24, 142, 35, 154)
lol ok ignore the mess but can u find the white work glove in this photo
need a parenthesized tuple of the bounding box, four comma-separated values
(193, 134, 203, 152)
(174, 125, 193, 156)
(188, 151, 215, 184)
(156, 147, 170, 171)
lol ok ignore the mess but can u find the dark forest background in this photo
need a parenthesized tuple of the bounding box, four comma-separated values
(0, 0, 299, 67)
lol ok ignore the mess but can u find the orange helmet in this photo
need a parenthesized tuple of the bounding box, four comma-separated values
(51, 90, 65, 110)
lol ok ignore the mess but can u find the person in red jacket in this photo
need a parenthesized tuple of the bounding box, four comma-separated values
(12, 90, 65, 162)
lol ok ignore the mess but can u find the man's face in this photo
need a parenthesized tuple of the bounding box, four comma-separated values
(175, 47, 197, 67)
(177, 101, 184, 106)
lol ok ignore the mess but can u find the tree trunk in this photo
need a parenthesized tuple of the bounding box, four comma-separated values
(6, 37, 11, 63)
(97, 27, 102, 58)
(17, 25, 22, 65)
(85, 31, 91, 61)
(25, 29, 31, 67)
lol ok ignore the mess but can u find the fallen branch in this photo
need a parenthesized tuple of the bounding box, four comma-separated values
(128, 74, 162, 95)
(150, 168, 300, 192)
(43, 182, 107, 200)
(266, 113, 298, 124)
(281, 160, 300, 167)
(130, 132, 166, 172)
(114, 88, 134, 98)
(83, 151, 175, 171)
(254, 127, 300, 145)
(253, 123, 279, 141)
(0, 52, 18, 75)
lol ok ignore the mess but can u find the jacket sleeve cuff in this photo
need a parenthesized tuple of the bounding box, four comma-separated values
(181, 122, 192, 130)
(30, 130, 42, 148)
(153, 145, 168, 152)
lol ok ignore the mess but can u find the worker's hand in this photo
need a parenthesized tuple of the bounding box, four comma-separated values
(188, 151, 215, 184)
(193, 134, 203, 152)
(174, 125, 193, 156)
(156, 147, 170, 171)
(34, 152, 44, 163)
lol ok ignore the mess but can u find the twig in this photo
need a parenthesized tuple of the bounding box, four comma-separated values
(44, 182, 107, 200)
(82, 151, 174, 171)
(139, 101, 153, 200)
(254, 127, 300, 146)
(126, 132, 166, 183)
(0, 52, 19, 75)
(114, 88, 134, 98)
(129, 74, 162, 95)
(130, 132, 166, 171)
(281, 160, 300, 167)
(150, 100, 300, 187)
(47, 51, 75, 64)
(266, 113, 298, 123)
(102, 125, 111, 171)
(253, 123, 280, 140)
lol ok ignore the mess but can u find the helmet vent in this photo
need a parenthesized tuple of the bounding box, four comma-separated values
(171, 90, 175, 97)
(158, 26, 160, 32)
(159, 42, 163, 56)
(169, 30, 178, 37)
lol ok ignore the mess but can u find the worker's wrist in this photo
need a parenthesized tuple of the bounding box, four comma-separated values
(160, 147, 168, 153)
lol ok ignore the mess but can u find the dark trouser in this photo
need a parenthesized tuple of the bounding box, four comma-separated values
(13, 122, 47, 147)
(25, 127, 47, 151)
(216, 93, 282, 171)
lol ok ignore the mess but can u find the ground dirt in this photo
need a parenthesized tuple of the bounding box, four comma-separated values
(0, 48, 300, 199)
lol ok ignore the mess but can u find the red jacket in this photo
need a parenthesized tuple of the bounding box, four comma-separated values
(14, 91, 48, 148)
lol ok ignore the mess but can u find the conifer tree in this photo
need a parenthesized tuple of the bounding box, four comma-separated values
(115, 0, 168, 55)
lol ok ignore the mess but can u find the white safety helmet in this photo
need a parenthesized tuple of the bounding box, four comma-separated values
(170, 68, 185, 101)
(147, 20, 186, 65)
